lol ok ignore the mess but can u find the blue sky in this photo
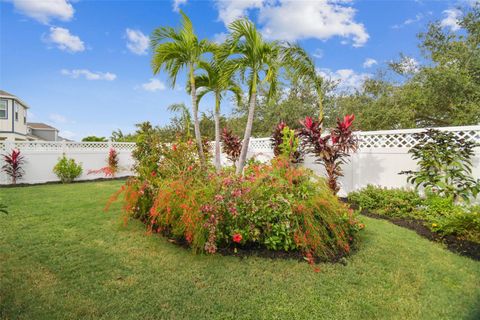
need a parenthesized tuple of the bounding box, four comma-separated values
(0, 0, 472, 140)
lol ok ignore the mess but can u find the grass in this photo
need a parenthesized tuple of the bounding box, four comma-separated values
(0, 181, 479, 320)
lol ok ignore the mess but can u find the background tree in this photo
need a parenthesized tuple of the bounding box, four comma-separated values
(82, 136, 108, 142)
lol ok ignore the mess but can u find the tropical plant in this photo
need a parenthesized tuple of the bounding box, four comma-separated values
(2, 149, 25, 184)
(191, 49, 242, 171)
(167, 103, 192, 140)
(53, 155, 83, 183)
(400, 129, 480, 202)
(271, 121, 303, 163)
(150, 10, 215, 167)
(88, 148, 119, 177)
(283, 44, 324, 122)
(300, 115, 358, 194)
(220, 127, 242, 165)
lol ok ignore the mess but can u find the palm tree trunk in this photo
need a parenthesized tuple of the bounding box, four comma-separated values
(214, 92, 221, 172)
(189, 63, 206, 167)
(236, 79, 257, 175)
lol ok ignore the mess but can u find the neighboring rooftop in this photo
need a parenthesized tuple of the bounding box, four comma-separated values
(27, 122, 58, 131)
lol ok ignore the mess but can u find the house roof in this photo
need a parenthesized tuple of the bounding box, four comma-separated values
(0, 90, 30, 108)
(27, 122, 58, 131)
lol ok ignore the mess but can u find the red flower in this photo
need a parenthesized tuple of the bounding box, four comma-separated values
(232, 233, 242, 243)
(151, 171, 157, 177)
(172, 144, 177, 151)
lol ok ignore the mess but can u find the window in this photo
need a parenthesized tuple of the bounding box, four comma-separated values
(0, 100, 7, 119)
(15, 102, 19, 121)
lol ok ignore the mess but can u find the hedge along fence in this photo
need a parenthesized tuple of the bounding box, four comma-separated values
(1, 125, 479, 195)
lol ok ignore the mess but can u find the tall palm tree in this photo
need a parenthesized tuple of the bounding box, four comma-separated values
(150, 10, 214, 167)
(192, 53, 242, 171)
(224, 19, 283, 174)
(283, 44, 324, 122)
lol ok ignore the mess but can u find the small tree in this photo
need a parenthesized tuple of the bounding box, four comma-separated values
(400, 129, 480, 202)
(88, 148, 119, 177)
(2, 149, 25, 184)
(300, 115, 357, 194)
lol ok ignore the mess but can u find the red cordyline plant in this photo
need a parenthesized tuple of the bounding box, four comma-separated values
(299, 115, 358, 194)
(220, 128, 242, 164)
(271, 121, 304, 163)
(2, 149, 25, 184)
(88, 148, 119, 177)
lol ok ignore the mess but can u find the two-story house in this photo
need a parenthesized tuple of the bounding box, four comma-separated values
(0, 90, 66, 142)
(0, 90, 29, 141)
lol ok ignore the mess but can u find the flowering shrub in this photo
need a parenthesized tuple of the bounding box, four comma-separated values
(2, 149, 25, 184)
(53, 155, 83, 183)
(300, 115, 357, 194)
(221, 128, 242, 164)
(108, 139, 363, 261)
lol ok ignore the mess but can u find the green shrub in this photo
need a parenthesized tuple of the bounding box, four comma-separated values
(108, 139, 363, 261)
(348, 185, 422, 218)
(53, 155, 83, 183)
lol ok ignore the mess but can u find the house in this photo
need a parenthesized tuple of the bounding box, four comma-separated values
(27, 122, 60, 141)
(0, 90, 68, 142)
(0, 90, 29, 141)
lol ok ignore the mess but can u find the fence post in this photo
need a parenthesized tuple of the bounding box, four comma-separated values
(61, 140, 66, 155)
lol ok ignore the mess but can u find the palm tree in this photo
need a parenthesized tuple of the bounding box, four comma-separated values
(150, 10, 214, 167)
(168, 103, 193, 140)
(283, 44, 324, 122)
(191, 51, 242, 171)
(223, 19, 284, 174)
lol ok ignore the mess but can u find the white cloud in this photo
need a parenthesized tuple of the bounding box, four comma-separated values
(363, 58, 377, 68)
(212, 32, 228, 44)
(312, 49, 323, 59)
(125, 28, 149, 55)
(49, 113, 67, 124)
(392, 13, 423, 29)
(46, 27, 85, 52)
(318, 68, 371, 93)
(12, 0, 74, 24)
(441, 9, 462, 31)
(141, 78, 166, 92)
(215, 0, 369, 47)
(173, 0, 188, 12)
(61, 69, 117, 81)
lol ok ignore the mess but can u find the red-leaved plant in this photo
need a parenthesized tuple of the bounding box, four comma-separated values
(271, 121, 304, 163)
(300, 115, 357, 194)
(2, 149, 25, 184)
(89, 148, 119, 177)
(220, 128, 242, 164)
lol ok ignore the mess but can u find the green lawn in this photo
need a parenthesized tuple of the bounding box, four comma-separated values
(0, 181, 479, 320)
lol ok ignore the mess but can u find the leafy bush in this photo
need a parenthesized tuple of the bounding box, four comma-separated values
(417, 195, 480, 243)
(2, 149, 25, 184)
(108, 139, 363, 261)
(300, 115, 357, 194)
(53, 155, 83, 183)
(348, 185, 423, 218)
(400, 129, 480, 202)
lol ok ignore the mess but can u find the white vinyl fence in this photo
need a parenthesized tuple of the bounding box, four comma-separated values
(1, 125, 479, 196)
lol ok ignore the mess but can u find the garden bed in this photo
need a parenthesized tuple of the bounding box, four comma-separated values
(343, 199, 480, 260)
